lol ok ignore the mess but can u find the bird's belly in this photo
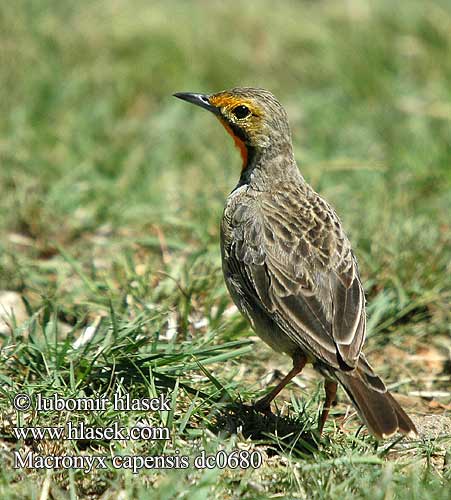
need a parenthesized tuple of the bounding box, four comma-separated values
(250, 310, 300, 356)
(223, 271, 299, 357)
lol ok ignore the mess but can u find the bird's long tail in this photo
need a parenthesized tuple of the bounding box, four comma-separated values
(336, 370, 417, 439)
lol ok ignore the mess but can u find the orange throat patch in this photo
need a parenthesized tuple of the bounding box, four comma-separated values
(218, 119, 248, 170)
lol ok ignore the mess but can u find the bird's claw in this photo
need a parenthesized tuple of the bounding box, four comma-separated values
(253, 399, 273, 415)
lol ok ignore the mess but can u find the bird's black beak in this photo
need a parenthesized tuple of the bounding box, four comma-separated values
(173, 92, 220, 115)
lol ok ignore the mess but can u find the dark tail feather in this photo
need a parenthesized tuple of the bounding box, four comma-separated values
(337, 372, 417, 439)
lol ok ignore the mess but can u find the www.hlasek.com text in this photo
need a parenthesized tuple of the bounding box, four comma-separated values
(13, 420, 170, 441)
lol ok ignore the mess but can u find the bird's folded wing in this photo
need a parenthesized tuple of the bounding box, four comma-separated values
(227, 189, 366, 369)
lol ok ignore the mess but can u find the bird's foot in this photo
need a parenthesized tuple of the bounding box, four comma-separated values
(253, 397, 273, 415)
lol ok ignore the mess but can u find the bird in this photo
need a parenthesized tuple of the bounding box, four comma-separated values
(173, 87, 417, 439)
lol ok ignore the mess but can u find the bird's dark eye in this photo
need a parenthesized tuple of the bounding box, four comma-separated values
(232, 105, 251, 119)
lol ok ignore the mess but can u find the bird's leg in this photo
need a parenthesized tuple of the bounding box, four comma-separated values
(254, 351, 307, 413)
(318, 380, 338, 434)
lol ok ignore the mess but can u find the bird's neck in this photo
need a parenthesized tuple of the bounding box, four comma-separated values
(237, 142, 303, 190)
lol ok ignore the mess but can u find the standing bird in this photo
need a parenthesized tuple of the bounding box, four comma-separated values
(174, 88, 417, 439)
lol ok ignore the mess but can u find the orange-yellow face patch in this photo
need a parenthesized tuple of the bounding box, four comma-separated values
(209, 94, 244, 109)
(209, 93, 262, 170)
(209, 94, 259, 115)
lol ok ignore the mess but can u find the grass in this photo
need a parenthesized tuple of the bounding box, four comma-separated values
(0, 0, 450, 498)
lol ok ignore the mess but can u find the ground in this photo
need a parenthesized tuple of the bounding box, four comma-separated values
(0, 0, 450, 498)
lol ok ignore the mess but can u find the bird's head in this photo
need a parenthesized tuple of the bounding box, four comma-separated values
(173, 87, 292, 168)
